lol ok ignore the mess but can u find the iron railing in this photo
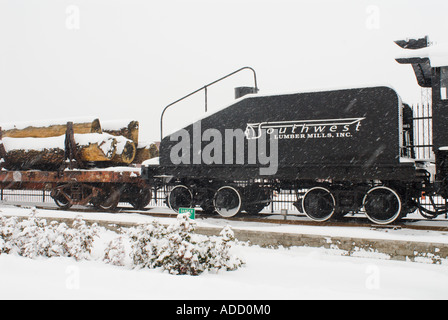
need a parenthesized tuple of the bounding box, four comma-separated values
(411, 103, 434, 160)
(160, 66, 258, 141)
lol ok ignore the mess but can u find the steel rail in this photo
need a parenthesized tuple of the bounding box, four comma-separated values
(12, 203, 448, 232)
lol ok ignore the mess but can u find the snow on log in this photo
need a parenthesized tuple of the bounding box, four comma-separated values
(1, 135, 66, 170)
(1, 133, 122, 169)
(75, 133, 118, 162)
(1, 119, 102, 138)
(0, 120, 140, 168)
(101, 120, 139, 145)
(3, 149, 66, 170)
(94, 120, 139, 164)
(111, 137, 136, 165)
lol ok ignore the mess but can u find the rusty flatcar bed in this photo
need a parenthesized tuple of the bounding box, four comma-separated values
(0, 168, 151, 210)
(0, 169, 143, 187)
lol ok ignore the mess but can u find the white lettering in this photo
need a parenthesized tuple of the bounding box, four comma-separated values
(247, 117, 364, 141)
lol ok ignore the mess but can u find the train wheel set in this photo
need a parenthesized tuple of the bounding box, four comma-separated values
(300, 184, 413, 225)
(166, 182, 271, 218)
(158, 178, 423, 225)
(0, 170, 152, 212)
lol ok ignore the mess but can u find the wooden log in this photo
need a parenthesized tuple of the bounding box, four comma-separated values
(4, 142, 118, 170)
(75, 133, 118, 162)
(133, 147, 150, 164)
(133, 142, 159, 164)
(78, 143, 117, 162)
(101, 120, 139, 145)
(149, 143, 159, 158)
(3, 149, 65, 171)
(1, 133, 119, 170)
(1, 132, 67, 170)
(111, 139, 136, 164)
(2, 119, 102, 138)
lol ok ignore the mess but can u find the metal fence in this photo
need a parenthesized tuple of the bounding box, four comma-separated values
(412, 103, 434, 160)
(149, 186, 300, 213)
(0, 189, 53, 204)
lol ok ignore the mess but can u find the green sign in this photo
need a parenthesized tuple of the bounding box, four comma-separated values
(178, 207, 195, 220)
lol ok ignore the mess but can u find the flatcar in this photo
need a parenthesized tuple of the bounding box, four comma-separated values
(142, 37, 448, 225)
(0, 121, 152, 211)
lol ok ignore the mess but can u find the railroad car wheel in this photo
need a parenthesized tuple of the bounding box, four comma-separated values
(168, 185, 193, 213)
(243, 185, 270, 214)
(93, 188, 121, 211)
(213, 186, 242, 218)
(302, 187, 336, 222)
(129, 187, 152, 210)
(51, 187, 73, 210)
(363, 186, 402, 225)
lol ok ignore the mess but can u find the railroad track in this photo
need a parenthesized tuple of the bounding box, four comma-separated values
(5, 202, 448, 233)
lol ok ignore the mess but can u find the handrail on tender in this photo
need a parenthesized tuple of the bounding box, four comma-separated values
(160, 66, 258, 142)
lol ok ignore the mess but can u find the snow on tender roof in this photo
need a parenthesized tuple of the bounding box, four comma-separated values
(396, 43, 448, 67)
(163, 84, 398, 138)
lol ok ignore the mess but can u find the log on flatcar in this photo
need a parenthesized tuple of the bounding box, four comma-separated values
(0, 120, 157, 210)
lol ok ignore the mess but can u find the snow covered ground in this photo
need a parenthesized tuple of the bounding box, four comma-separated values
(1, 204, 448, 300)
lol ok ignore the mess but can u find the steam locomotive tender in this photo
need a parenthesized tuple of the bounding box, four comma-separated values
(143, 37, 448, 225)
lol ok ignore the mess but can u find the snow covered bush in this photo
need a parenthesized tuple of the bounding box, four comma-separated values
(212, 225, 244, 271)
(1, 209, 244, 275)
(0, 210, 100, 260)
(64, 216, 100, 261)
(127, 219, 167, 269)
(103, 235, 127, 266)
(12, 212, 55, 259)
(122, 214, 244, 275)
(0, 214, 17, 255)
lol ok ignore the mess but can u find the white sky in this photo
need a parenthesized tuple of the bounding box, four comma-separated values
(0, 0, 447, 142)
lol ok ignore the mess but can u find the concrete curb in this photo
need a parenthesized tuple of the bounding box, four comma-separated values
(5, 214, 448, 264)
(197, 226, 448, 264)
